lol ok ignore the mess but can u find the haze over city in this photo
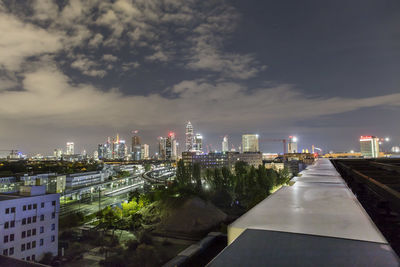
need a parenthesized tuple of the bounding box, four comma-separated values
(0, 0, 399, 154)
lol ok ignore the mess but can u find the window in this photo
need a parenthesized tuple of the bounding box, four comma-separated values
(10, 220, 15, 228)
(27, 256, 30, 261)
(27, 217, 31, 224)
(52, 212, 55, 219)
(33, 204, 37, 209)
(23, 205, 26, 211)
(27, 242, 31, 250)
(41, 202, 44, 208)
(4, 221, 9, 229)
(51, 235, 55, 242)
(27, 230, 31, 237)
(11, 207, 15, 213)
(9, 247, 14, 255)
(28, 204, 32, 210)
(32, 241, 36, 248)
(2, 249, 7, 256)
(22, 231, 26, 238)
(32, 229, 36, 236)
(51, 224, 55, 231)
(21, 244, 25, 251)
(40, 226, 44, 233)
(10, 234, 14, 242)
(40, 239, 43, 246)
(22, 218, 26, 225)
(5, 208, 9, 214)
(32, 216, 36, 223)
(4, 235, 8, 243)
(32, 254, 35, 261)
(52, 200, 56, 206)
(40, 215, 44, 221)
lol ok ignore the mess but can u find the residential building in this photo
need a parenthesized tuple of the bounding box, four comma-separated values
(132, 135, 141, 161)
(158, 137, 167, 160)
(193, 134, 203, 152)
(0, 185, 59, 262)
(242, 134, 259, 152)
(228, 152, 263, 170)
(166, 132, 177, 160)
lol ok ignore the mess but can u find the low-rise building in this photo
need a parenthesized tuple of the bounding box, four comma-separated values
(0, 185, 59, 262)
(66, 171, 104, 189)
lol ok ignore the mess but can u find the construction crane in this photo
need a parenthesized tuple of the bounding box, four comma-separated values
(259, 139, 287, 154)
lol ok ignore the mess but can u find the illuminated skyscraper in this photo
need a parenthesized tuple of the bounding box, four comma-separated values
(132, 134, 141, 160)
(222, 136, 229, 152)
(66, 142, 74, 155)
(287, 136, 298, 153)
(360, 136, 379, 158)
(185, 121, 194, 151)
(166, 132, 177, 160)
(242, 134, 259, 152)
(141, 144, 149, 160)
(158, 137, 167, 160)
(194, 133, 203, 152)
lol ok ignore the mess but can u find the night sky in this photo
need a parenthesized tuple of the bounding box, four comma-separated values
(0, 0, 399, 155)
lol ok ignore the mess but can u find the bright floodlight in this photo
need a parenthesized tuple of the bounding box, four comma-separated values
(292, 136, 298, 142)
(385, 137, 390, 142)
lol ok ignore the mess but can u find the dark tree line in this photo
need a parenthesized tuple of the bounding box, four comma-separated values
(172, 159, 291, 211)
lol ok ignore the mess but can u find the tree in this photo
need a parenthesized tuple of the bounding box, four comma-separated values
(144, 164, 151, 172)
(192, 163, 202, 190)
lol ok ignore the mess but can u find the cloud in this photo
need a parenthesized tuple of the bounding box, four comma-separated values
(70, 55, 107, 77)
(0, 12, 62, 71)
(102, 54, 118, 62)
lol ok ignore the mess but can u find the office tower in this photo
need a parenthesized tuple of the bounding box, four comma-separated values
(66, 142, 74, 155)
(185, 121, 194, 151)
(93, 150, 99, 161)
(222, 136, 229, 152)
(0, 186, 59, 261)
(132, 135, 141, 160)
(242, 134, 259, 152)
(287, 136, 298, 153)
(141, 144, 149, 160)
(158, 137, 167, 160)
(360, 136, 379, 158)
(166, 132, 177, 160)
(53, 149, 62, 159)
(194, 133, 203, 152)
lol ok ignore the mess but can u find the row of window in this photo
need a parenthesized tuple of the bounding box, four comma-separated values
(4, 200, 57, 214)
(4, 213, 55, 229)
(4, 220, 15, 229)
(3, 234, 14, 243)
(4, 207, 15, 214)
(2, 247, 14, 256)
(22, 254, 36, 261)
(22, 228, 37, 238)
(21, 240, 37, 251)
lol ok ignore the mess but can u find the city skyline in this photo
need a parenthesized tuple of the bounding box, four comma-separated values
(0, 1, 399, 155)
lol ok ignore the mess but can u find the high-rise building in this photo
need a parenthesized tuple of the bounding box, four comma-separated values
(242, 134, 259, 152)
(287, 136, 298, 153)
(66, 142, 74, 155)
(360, 136, 379, 158)
(141, 144, 149, 160)
(185, 121, 194, 151)
(166, 132, 177, 160)
(194, 133, 203, 152)
(158, 137, 167, 160)
(131, 135, 141, 160)
(222, 136, 229, 152)
(53, 149, 63, 159)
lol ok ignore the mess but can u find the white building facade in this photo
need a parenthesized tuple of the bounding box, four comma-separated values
(0, 186, 59, 262)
